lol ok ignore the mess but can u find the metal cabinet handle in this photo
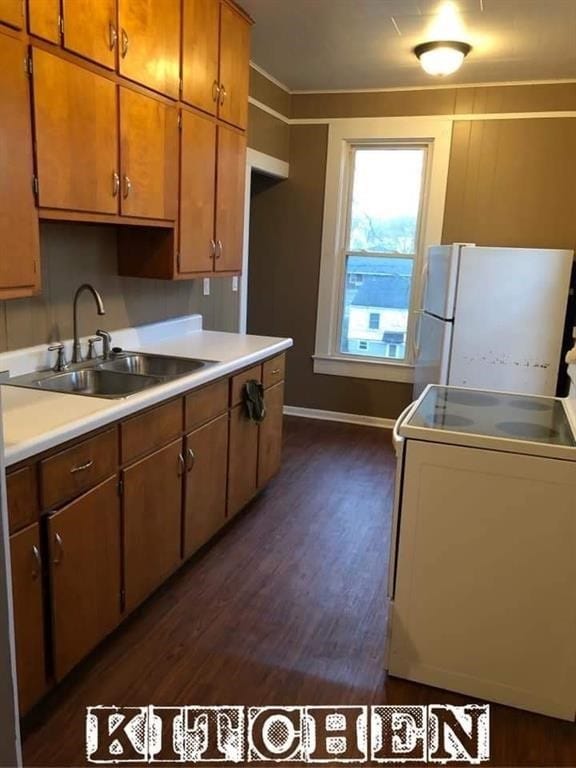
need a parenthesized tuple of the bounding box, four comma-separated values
(216, 240, 223, 260)
(32, 545, 41, 580)
(70, 459, 94, 474)
(120, 27, 129, 58)
(219, 83, 227, 106)
(178, 453, 186, 476)
(53, 533, 63, 565)
(112, 171, 120, 197)
(122, 175, 132, 199)
(271, 368, 281, 375)
(212, 80, 221, 103)
(186, 448, 195, 472)
(210, 239, 216, 260)
(109, 22, 118, 51)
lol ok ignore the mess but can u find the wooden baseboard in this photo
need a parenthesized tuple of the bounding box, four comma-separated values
(283, 405, 394, 430)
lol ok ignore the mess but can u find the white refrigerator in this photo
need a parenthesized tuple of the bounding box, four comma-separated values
(413, 244, 574, 397)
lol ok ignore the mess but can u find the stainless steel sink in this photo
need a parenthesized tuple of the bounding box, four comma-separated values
(98, 352, 212, 379)
(6, 351, 218, 399)
(30, 369, 161, 398)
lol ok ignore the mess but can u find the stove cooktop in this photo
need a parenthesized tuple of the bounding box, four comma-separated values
(408, 386, 576, 448)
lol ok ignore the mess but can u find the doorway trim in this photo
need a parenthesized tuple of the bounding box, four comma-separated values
(240, 149, 290, 332)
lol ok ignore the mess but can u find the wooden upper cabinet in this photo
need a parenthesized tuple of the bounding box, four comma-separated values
(48, 476, 121, 681)
(218, 2, 250, 130)
(179, 110, 217, 274)
(32, 49, 119, 214)
(182, 0, 219, 116)
(62, 0, 116, 69)
(0, 35, 40, 299)
(118, 0, 180, 99)
(10, 523, 47, 715)
(0, 0, 24, 29)
(215, 125, 246, 272)
(120, 87, 178, 220)
(28, 0, 60, 42)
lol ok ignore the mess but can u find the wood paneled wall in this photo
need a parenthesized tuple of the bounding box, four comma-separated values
(0, 223, 239, 352)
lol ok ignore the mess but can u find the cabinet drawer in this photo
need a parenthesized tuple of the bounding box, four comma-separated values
(185, 379, 229, 432)
(230, 365, 262, 407)
(263, 354, 286, 389)
(40, 429, 118, 510)
(7, 465, 39, 534)
(121, 398, 183, 465)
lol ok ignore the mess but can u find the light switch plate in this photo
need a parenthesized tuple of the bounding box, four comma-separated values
(203, 278, 210, 296)
(232, 276, 239, 292)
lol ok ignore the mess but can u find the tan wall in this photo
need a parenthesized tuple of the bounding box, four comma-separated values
(248, 80, 576, 420)
(0, 223, 239, 352)
(250, 67, 291, 117)
(248, 103, 290, 161)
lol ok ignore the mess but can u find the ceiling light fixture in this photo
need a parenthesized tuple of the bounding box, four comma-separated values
(414, 40, 472, 76)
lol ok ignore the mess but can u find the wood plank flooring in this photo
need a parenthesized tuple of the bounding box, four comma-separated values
(22, 417, 576, 767)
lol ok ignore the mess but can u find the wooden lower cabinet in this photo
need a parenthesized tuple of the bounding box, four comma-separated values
(183, 413, 228, 557)
(10, 523, 46, 715)
(227, 403, 259, 518)
(48, 476, 121, 681)
(258, 382, 285, 488)
(123, 439, 183, 612)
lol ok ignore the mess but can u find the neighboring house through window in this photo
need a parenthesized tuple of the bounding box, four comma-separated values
(314, 117, 453, 383)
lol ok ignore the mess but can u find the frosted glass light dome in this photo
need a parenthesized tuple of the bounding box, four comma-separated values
(414, 41, 472, 77)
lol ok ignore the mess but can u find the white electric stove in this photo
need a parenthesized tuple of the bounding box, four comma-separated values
(387, 385, 576, 721)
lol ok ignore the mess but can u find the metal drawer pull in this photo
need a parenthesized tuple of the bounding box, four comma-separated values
(178, 453, 186, 476)
(112, 170, 120, 197)
(32, 545, 41, 580)
(212, 80, 221, 102)
(210, 239, 216, 259)
(186, 448, 195, 471)
(122, 175, 132, 199)
(53, 533, 63, 565)
(109, 22, 118, 51)
(70, 459, 94, 474)
(120, 28, 129, 58)
(271, 368, 281, 375)
(216, 240, 223, 260)
(219, 83, 227, 106)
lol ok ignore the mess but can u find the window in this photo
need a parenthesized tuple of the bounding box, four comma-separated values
(340, 146, 426, 362)
(314, 117, 453, 383)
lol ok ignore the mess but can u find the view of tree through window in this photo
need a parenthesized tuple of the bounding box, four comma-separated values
(340, 146, 426, 361)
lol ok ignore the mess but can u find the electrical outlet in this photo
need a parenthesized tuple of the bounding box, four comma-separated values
(203, 278, 210, 296)
(232, 276, 239, 292)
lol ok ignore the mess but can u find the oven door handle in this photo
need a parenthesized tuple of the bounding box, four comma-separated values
(392, 402, 416, 450)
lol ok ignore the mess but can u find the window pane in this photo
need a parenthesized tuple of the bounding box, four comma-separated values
(348, 147, 425, 254)
(341, 255, 413, 360)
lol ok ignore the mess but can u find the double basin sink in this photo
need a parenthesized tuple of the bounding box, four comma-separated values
(8, 352, 217, 399)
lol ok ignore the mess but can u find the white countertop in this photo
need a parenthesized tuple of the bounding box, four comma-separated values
(1, 316, 292, 467)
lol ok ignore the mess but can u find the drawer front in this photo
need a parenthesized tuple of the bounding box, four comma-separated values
(230, 365, 262, 407)
(263, 354, 286, 389)
(121, 398, 183, 465)
(40, 429, 118, 510)
(7, 465, 39, 534)
(185, 379, 229, 432)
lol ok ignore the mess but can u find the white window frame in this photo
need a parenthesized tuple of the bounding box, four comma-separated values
(313, 117, 453, 383)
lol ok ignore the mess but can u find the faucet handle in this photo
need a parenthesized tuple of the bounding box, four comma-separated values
(48, 343, 68, 373)
(87, 337, 102, 360)
(96, 329, 112, 360)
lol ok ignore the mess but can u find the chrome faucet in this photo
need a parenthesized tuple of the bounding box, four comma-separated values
(72, 284, 106, 363)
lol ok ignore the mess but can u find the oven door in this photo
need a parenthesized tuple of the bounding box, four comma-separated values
(387, 401, 416, 601)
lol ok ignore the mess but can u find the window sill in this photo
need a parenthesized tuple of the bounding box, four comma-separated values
(313, 355, 414, 383)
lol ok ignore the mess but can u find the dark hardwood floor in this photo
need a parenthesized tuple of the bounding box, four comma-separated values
(22, 417, 576, 767)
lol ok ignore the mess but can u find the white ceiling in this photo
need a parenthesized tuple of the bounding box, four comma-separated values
(241, 0, 576, 92)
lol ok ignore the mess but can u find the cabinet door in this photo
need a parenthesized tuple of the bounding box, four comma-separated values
(218, 2, 250, 130)
(28, 0, 60, 42)
(182, 0, 219, 115)
(183, 413, 228, 558)
(32, 49, 119, 214)
(214, 125, 246, 272)
(120, 87, 178, 220)
(123, 439, 183, 612)
(0, 35, 40, 298)
(62, 0, 116, 69)
(10, 523, 46, 715)
(258, 381, 284, 488)
(179, 110, 216, 274)
(48, 477, 121, 681)
(118, 0, 180, 99)
(227, 404, 258, 518)
(0, 0, 23, 28)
